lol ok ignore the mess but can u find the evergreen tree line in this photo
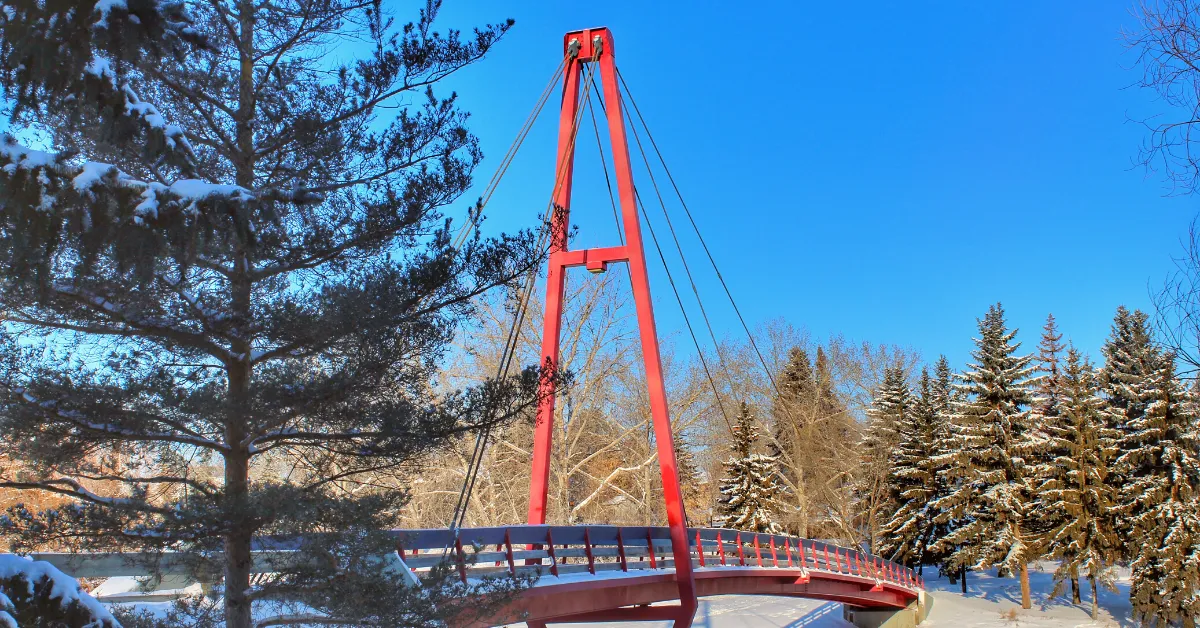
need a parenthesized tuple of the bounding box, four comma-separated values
(711, 303, 1200, 625)
(869, 304, 1200, 625)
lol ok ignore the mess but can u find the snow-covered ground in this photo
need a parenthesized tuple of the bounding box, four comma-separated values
(548, 561, 1135, 628)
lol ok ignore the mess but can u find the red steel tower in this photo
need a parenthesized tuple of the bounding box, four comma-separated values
(525, 27, 698, 627)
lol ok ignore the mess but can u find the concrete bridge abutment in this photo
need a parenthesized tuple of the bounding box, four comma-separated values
(843, 591, 931, 628)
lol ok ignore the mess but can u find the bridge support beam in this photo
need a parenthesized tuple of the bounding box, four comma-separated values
(525, 25, 697, 628)
(843, 592, 930, 628)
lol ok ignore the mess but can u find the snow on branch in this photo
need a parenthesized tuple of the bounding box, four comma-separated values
(13, 388, 229, 453)
(0, 555, 117, 628)
(85, 55, 195, 161)
(1, 134, 253, 221)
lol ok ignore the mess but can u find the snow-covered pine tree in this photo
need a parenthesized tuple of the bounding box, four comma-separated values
(719, 402, 783, 534)
(925, 355, 962, 579)
(1099, 306, 1159, 550)
(0, 1, 541, 626)
(1037, 347, 1119, 620)
(772, 346, 816, 458)
(860, 364, 910, 551)
(0, 555, 118, 627)
(1034, 314, 1066, 417)
(1117, 353, 1200, 626)
(1028, 313, 1074, 597)
(674, 436, 705, 513)
(930, 303, 1039, 609)
(877, 367, 947, 570)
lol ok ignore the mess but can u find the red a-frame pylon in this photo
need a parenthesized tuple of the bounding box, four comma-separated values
(525, 27, 698, 627)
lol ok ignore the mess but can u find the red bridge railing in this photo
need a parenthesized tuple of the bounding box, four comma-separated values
(391, 525, 923, 593)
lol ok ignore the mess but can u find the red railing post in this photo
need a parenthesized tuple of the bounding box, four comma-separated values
(584, 527, 596, 575)
(454, 536, 468, 584)
(823, 546, 831, 572)
(503, 529, 517, 578)
(736, 532, 745, 566)
(695, 530, 706, 568)
(753, 534, 763, 567)
(783, 538, 792, 568)
(545, 529, 559, 577)
(769, 537, 778, 568)
(646, 530, 658, 570)
(616, 528, 628, 572)
(717, 531, 726, 566)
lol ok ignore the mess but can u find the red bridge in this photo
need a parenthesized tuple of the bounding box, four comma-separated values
(395, 525, 923, 627)
(433, 26, 928, 628)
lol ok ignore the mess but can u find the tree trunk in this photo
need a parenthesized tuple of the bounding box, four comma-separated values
(223, 449, 253, 628)
(1019, 563, 1032, 609)
(225, 1, 257, 625)
(1071, 569, 1081, 604)
(1087, 575, 1097, 620)
(961, 567, 967, 595)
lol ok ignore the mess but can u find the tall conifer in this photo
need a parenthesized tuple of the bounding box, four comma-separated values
(1099, 307, 1158, 547)
(878, 368, 947, 569)
(1030, 313, 1072, 597)
(719, 402, 783, 534)
(1118, 355, 1200, 626)
(860, 365, 911, 550)
(926, 355, 961, 578)
(0, 1, 535, 625)
(1037, 348, 1119, 619)
(931, 303, 1038, 608)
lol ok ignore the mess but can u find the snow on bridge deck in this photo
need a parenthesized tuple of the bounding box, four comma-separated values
(394, 525, 923, 627)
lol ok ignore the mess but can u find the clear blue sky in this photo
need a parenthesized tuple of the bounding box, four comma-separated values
(428, 0, 1199, 370)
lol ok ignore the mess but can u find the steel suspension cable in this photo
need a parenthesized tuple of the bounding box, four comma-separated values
(617, 88, 741, 411)
(585, 85, 626, 248)
(452, 54, 570, 251)
(616, 68, 782, 396)
(631, 185, 734, 436)
(446, 59, 601, 539)
(586, 74, 735, 435)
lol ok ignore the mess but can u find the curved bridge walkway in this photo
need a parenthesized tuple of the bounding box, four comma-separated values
(395, 525, 924, 627)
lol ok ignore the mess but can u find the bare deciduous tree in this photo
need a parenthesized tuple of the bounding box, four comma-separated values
(1127, 0, 1200, 193)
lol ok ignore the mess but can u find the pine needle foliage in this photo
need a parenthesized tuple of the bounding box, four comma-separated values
(1035, 348, 1119, 619)
(926, 355, 961, 575)
(1099, 307, 1161, 547)
(0, 0, 542, 625)
(719, 402, 783, 534)
(930, 304, 1038, 582)
(859, 363, 911, 550)
(877, 367, 948, 569)
(1117, 354, 1200, 626)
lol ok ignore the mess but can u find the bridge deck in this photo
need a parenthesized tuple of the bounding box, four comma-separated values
(394, 525, 922, 626)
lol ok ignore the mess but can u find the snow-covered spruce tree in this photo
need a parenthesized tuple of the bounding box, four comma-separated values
(877, 367, 948, 571)
(1033, 314, 1066, 418)
(674, 436, 705, 514)
(0, 1, 543, 626)
(770, 346, 816, 462)
(719, 402, 783, 534)
(925, 355, 962, 579)
(1098, 306, 1158, 550)
(1117, 353, 1200, 626)
(930, 303, 1039, 609)
(859, 364, 909, 551)
(0, 555, 119, 627)
(1036, 348, 1119, 620)
(1028, 313, 1079, 599)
